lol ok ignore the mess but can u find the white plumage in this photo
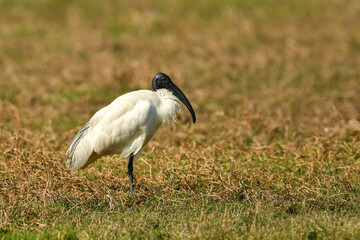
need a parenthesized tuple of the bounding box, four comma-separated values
(65, 73, 196, 193)
(66, 89, 179, 171)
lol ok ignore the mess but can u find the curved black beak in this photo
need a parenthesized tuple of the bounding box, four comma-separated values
(168, 82, 196, 123)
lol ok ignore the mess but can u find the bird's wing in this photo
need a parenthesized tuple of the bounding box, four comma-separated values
(65, 104, 115, 171)
(88, 90, 150, 127)
(66, 90, 160, 171)
(65, 122, 94, 171)
(66, 122, 90, 157)
(90, 92, 160, 159)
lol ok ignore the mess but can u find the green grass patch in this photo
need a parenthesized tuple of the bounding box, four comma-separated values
(1, 0, 360, 238)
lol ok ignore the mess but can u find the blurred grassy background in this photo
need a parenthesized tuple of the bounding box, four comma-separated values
(1, 0, 360, 239)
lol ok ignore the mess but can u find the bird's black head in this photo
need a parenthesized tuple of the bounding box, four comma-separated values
(152, 72, 196, 124)
(152, 72, 172, 91)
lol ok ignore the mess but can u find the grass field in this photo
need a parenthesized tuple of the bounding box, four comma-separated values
(1, 0, 360, 239)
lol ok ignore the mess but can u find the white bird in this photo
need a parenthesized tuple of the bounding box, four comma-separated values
(66, 72, 196, 193)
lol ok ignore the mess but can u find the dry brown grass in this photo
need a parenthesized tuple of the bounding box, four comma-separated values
(1, 0, 360, 238)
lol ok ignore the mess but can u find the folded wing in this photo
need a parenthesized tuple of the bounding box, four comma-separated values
(66, 90, 161, 171)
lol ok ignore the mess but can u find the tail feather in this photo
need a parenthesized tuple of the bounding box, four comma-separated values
(66, 123, 90, 156)
(66, 123, 95, 171)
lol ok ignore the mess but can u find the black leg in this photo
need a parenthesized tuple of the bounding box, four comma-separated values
(128, 155, 134, 194)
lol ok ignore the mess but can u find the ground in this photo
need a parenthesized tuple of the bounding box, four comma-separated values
(1, 0, 360, 239)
